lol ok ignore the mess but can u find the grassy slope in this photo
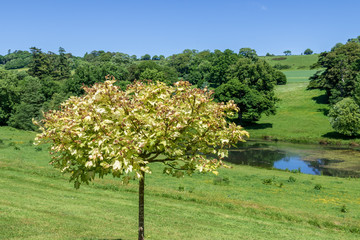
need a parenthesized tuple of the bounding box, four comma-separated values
(0, 127, 359, 239)
(261, 54, 319, 70)
(246, 69, 360, 145)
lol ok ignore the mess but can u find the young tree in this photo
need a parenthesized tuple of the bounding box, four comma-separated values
(34, 79, 249, 240)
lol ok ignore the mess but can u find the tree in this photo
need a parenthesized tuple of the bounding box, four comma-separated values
(239, 48, 258, 60)
(152, 55, 159, 60)
(27, 47, 51, 78)
(0, 69, 20, 125)
(208, 49, 239, 86)
(283, 50, 291, 56)
(215, 58, 279, 123)
(167, 50, 193, 77)
(65, 62, 129, 96)
(55, 47, 71, 80)
(274, 71, 287, 85)
(34, 80, 248, 240)
(328, 98, 360, 136)
(141, 54, 151, 60)
(127, 61, 177, 84)
(308, 41, 360, 104)
(8, 76, 45, 130)
(304, 48, 313, 55)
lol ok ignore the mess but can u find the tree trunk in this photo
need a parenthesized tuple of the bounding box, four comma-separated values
(138, 171, 145, 240)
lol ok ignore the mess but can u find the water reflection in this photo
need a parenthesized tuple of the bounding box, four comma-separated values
(226, 141, 360, 178)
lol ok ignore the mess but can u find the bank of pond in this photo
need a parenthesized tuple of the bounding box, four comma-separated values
(227, 140, 360, 178)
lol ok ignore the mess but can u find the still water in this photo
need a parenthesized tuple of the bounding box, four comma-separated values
(226, 141, 360, 177)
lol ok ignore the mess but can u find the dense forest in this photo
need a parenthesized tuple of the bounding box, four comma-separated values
(0, 47, 286, 131)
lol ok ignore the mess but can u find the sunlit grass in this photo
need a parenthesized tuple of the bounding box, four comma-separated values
(246, 70, 360, 145)
(261, 54, 319, 70)
(0, 127, 359, 239)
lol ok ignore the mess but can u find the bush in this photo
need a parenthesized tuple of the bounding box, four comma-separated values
(262, 178, 273, 185)
(288, 176, 296, 182)
(328, 98, 360, 136)
(274, 71, 287, 85)
(314, 184, 322, 190)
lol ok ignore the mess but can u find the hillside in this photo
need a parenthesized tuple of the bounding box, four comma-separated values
(261, 54, 319, 70)
(246, 69, 360, 145)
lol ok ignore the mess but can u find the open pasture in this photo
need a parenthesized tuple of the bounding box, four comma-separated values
(0, 127, 359, 239)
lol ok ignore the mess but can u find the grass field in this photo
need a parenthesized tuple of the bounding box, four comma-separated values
(246, 70, 360, 145)
(261, 54, 319, 70)
(1, 127, 360, 239)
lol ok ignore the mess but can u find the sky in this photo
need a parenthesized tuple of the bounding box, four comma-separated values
(1, 0, 360, 57)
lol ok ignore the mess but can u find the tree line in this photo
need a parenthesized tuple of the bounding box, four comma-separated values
(0, 47, 287, 131)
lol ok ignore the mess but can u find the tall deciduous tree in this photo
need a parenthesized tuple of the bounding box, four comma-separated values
(34, 80, 248, 240)
(215, 58, 279, 123)
(308, 41, 360, 104)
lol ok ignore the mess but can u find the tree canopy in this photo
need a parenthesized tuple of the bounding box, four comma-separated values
(308, 41, 360, 104)
(215, 58, 279, 123)
(328, 98, 360, 136)
(304, 48, 313, 55)
(283, 50, 291, 56)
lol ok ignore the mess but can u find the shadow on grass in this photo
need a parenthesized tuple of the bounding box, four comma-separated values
(317, 108, 329, 116)
(243, 122, 273, 130)
(322, 131, 358, 140)
(312, 94, 328, 104)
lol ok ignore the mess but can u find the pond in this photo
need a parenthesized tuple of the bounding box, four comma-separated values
(226, 141, 360, 178)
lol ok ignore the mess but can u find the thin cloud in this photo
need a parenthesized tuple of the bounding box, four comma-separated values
(254, 2, 268, 11)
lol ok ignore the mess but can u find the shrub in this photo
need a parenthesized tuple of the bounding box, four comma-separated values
(288, 176, 296, 182)
(328, 98, 360, 136)
(262, 178, 273, 185)
(274, 71, 287, 85)
(314, 184, 322, 190)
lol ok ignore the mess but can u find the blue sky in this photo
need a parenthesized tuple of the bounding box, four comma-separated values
(1, 0, 359, 57)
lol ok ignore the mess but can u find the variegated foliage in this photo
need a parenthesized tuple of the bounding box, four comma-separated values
(35, 79, 248, 188)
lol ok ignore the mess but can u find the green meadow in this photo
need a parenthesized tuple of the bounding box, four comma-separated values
(246, 69, 360, 145)
(0, 127, 360, 239)
(261, 54, 320, 70)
